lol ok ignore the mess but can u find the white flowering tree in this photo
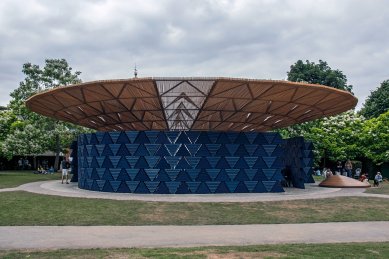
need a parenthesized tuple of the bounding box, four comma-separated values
(1, 124, 49, 160)
(279, 111, 365, 165)
(2, 59, 92, 169)
(361, 110, 389, 164)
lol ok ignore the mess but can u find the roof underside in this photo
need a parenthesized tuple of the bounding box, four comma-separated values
(26, 77, 358, 132)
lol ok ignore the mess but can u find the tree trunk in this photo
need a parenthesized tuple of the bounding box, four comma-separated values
(33, 156, 36, 169)
(54, 133, 60, 170)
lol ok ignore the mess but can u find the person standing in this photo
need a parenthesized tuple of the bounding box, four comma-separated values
(61, 158, 69, 184)
(345, 160, 353, 177)
(374, 172, 383, 187)
(336, 161, 343, 175)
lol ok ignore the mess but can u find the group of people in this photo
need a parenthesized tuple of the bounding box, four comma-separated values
(320, 159, 384, 187)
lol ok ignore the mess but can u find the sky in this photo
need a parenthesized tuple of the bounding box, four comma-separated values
(1, 0, 388, 110)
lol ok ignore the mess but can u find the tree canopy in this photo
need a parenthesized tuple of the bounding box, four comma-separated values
(359, 80, 389, 119)
(287, 60, 353, 92)
(1, 59, 91, 165)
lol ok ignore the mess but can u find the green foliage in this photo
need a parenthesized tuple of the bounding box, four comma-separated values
(287, 59, 353, 92)
(361, 110, 389, 164)
(1, 59, 91, 161)
(360, 79, 389, 119)
(279, 111, 365, 165)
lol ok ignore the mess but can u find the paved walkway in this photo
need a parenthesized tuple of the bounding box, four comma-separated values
(1, 181, 389, 250)
(1, 222, 389, 249)
(1, 180, 388, 202)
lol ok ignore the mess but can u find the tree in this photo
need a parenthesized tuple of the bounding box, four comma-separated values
(359, 80, 389, 119)
(287, 60, 353, 92)
(3, 59, 88, 169)
(361, 110, 389, 164)
(279, 111, 365, 166)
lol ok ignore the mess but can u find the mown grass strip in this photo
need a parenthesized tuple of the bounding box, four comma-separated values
(0, 191, 388, 226)
(1, 242, 389, 258)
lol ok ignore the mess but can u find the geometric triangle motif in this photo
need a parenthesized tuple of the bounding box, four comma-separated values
(165, 156, 180, 169)
(125, 131, 139, 143)
(145, 169, 160, 180)
(145, 131, 159, 144)
(186, 157, 201, 168)
(144, 156, 159, 168)
(264, 133, 276, 144)
(263, 145, 277, 156)
(263, 157, 276, 168)
(145, 182, 159, 193)
(125, 156, 139, 168)
(262, 181, 276, 192)
(165, 182, 180, 194)
(244, 157, 257, 169)
(109, 169, 121, 180)
(244, 181, 257, 192)
(110, 181, 121, 192)
(225, 181, 239, 193)
(126, 169, 140, 180)
(206, 181, 220, 193)
(125, 144, 139, 155)
(185, 144, 201, 156)
(262, 169, 276, 180)
(245, 145, 258, 156)
(187, 182, 200, 193)
(165, 144, 180, 156)
(225, 157, 239, 168)
(245, 169, 257, 180)
(165, 169, 180, 181)
(126, 181, 140, 192)
(144, 144, 161, 156)
(109, 132, 120, 144)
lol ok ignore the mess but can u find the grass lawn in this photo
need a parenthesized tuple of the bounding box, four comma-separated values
(0, 170, 60, 189)
(365, 181, 389, 195)
(1, 242, 389, 258)
(0, 191, 388, 226)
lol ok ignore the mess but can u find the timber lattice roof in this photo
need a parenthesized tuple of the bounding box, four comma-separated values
(26, 77, 357, 132)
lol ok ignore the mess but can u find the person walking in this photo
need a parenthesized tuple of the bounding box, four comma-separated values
(61, 158, 69, 184)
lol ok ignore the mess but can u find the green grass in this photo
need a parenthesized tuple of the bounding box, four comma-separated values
(365, 181, 389, 195)
(1, 191, 388, 226)
(1, 242, 389, 258)
(0, 170, 59, 189)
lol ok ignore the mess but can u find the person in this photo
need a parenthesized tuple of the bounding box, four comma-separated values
(18, 158, 23, 170)
(354, 168, 361, 179)
(336, 161, 343, 175)
(359, 173, 367, 182)
(325, 169, 333, 178)
(344, 160, 352, 177)
(37, 165, 47, 174)
(61, 158, 69, 184)
(48, 166, 55, 174)
(374, 172, 383, 187)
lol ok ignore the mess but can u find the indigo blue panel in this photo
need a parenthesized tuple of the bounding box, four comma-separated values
(77, 131, 313, 194)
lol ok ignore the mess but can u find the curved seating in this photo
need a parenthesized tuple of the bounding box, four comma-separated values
(319, 175, 370, 188)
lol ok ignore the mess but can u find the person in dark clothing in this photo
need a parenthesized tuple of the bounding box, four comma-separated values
(61, 158, 69, 184)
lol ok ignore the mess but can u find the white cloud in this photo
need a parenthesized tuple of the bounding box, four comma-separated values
(0, 0, 388, 110)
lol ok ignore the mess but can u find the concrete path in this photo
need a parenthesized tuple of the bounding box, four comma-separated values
(1, 182, 388, 250)
(1, 222, 389, 249)
(1, 180, 388, 202)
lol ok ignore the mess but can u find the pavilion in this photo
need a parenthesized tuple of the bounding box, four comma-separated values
(26, 77, 357, 194)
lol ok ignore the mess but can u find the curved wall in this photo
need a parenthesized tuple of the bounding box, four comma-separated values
(76, 131, 291, 194)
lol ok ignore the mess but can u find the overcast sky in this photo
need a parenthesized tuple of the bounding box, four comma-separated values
(1, 0, 388, 110)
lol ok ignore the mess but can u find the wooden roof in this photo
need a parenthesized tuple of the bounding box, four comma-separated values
(25, 77, 357, 132)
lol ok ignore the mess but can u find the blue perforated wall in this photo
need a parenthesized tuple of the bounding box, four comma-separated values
(283, 137, 315, 188)
(76, 131, 309, 194)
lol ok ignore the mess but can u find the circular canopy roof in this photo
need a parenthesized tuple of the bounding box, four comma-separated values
(26, 77, 357, 132)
